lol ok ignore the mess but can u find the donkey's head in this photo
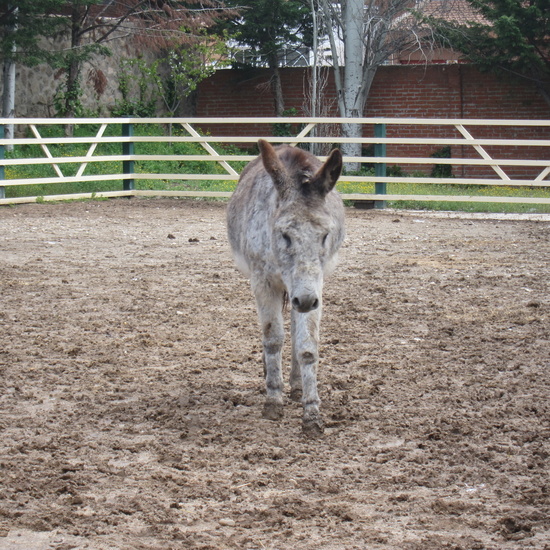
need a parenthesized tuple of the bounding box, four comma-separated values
(259, 139, 344, 313)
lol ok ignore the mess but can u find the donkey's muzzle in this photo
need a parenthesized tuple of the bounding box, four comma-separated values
(291, 294, 320, 313)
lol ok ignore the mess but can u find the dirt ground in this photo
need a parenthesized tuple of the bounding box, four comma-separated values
(0, 198, 549, 550)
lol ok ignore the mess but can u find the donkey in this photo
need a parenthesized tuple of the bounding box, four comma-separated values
(227, 139, 345, 435)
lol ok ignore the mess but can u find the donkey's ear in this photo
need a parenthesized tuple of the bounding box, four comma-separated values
(259, 139, 286, 193)
(312, 148, 343, 196)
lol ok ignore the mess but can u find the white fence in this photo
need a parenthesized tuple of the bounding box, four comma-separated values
(1, 117, 549, 207)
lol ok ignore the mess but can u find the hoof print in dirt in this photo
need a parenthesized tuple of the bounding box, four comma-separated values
(302, 416, 325, 437)
(262, 401, 284, 421)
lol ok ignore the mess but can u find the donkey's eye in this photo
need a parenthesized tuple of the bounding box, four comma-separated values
(282, 233, 292, 247)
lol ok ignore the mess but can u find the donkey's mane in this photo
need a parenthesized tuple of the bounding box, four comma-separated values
(276, 145, 316, 172)
(274, 146, 322, 199)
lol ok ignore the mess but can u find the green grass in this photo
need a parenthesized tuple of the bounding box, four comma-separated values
(3, 123, 246, 199)
(3, 124, 549, 213)
(383, 182, 550, 214)
(336, 177, 550, 214)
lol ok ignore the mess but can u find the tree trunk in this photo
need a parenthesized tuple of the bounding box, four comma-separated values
(63, 59, 81, 137)
(268, 54, 285, 117)
(65, 58, 81, 115)
(63, 5, 85, 136)
(2, 57, 16, 152)
(308, 0, 319, 154)
(534, 80, 550, 109)
(2, 5, 17, 151)
(341, 0, 365, 172)
(309, 0, 319, 120)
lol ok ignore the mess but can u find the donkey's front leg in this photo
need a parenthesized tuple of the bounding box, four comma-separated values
(254, 282, 285, 421)
(291, 305, 323, 435)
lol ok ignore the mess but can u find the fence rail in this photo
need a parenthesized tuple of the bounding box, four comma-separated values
(1, 117, 549, 207)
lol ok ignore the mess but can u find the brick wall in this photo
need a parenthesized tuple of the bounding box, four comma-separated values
(196, 65, 550, 180)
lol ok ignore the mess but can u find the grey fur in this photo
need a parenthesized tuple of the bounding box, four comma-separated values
(227, 140, 345, 435)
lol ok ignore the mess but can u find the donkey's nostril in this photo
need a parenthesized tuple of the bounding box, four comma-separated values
(292, 295, 319, 312)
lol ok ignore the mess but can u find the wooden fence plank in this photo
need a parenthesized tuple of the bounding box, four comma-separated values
(0, 117, 548, 207)
(1, 116, 550, 126)
(1, 155, 548, 168)
(2, 136, 550, 147)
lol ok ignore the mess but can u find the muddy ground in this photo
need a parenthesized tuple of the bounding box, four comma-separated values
(0, 198, 549, 550)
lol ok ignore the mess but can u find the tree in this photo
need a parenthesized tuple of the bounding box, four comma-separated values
(301, 0, 339, 155)
(114, 33, 230, 118)
(156, 35, 231, 115)
(319, 0, 446, 169)
(0, 1, 65, 65)
(51, 1, 234, 120)
(1, 1, 66, 143)
(1, 3, 17, 146)
(430, 0, 550, 108)
(221, 0, 313, 116)
(1, 1, 235, 124)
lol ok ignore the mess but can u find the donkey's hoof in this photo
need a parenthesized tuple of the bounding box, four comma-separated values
(262, 401, 284, 421)
(289, 388, 302, 402)
(302, 416, 324, 437)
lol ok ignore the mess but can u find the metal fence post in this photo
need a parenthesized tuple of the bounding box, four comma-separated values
(0, 125, 5, 200)
(374, 123, 387, 209)
(122, 123, 134, 191)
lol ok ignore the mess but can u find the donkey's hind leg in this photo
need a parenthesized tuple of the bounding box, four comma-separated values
(254, 281, 285, 421)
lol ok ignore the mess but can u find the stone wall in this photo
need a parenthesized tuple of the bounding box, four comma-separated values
(2, 32, 129, 117)
(1, 32, 193, 118)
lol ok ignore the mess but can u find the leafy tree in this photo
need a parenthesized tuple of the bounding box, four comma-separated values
(0, 1, 65, 65)
(319, 0, 446, 169)
(52, 1, 234, 120)
(221, 0, 313, 116)
(431, 0, 550, 107)
(1, 1, 66, 143)
(158, 34, 231, 115)
(2, 1, 235, 125)
(114, 33, 230, 117)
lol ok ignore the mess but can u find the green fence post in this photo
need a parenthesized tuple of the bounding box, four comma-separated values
(122, 123, 134, 191)
(0, 125, 5, 200)
(374, 123, 387, 209)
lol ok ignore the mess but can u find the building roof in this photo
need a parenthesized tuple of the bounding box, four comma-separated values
(419, 0, 489, 26)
